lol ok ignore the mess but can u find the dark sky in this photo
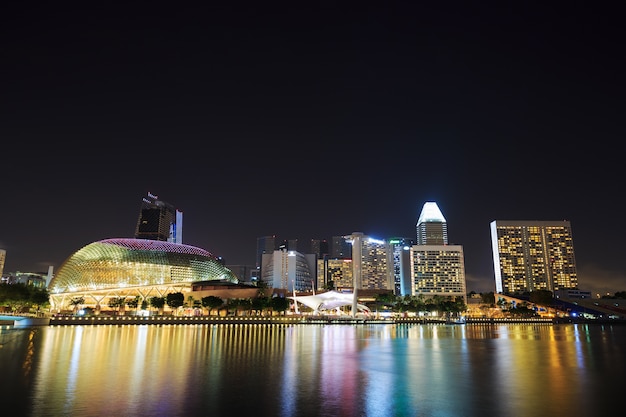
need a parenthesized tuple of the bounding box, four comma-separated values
(1, 2, 624, 295)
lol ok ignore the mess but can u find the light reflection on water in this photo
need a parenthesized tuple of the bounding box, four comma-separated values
(0, 323, 624, 417)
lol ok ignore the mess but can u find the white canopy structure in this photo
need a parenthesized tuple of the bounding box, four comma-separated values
(288, 290, 371, 315)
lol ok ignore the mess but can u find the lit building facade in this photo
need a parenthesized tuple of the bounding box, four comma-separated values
(412, 202, 466, 302)
(315, 233, 392, 292)
(410, 244, 467, 301)
(386, 237, 414, 295)
(416, 201, 448, 245)
(490, 220, 578, 294)
(317, 258, 354, 290)
(47, 238, 238, 312)
(345, 232, 392, 291)
(260, 249, 316, 292)
(1, 271, 48, 288)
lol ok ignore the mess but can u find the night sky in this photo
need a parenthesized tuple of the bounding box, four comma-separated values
(2, 2, 624, 295)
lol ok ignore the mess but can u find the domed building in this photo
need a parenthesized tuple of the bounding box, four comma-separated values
(48, 238, 239, 313)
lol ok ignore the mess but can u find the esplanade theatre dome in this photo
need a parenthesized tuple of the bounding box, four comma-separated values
(48, 238, 238, 312)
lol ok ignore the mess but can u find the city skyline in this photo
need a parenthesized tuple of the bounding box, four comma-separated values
(1, 3, 624, 295)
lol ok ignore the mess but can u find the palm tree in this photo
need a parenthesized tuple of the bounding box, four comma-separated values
(69, 296, 85, 315)
(108, 297, 126, 315)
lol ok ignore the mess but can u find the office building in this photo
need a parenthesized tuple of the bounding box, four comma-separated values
(346, 232, 392, 291)
(225, 264, 256, 284)
(3, 271, 48, 288)
(317, 258, 354, 290)
(410, 244, 467, 301)
(256, 235, 277, 271)
(135, 192, 183, 243)
(316, 233, 391, 292)
(310, 239, 329, 260)
(411, 202, 466, 302)
(278, 239, 298, 252)
(386, 237, 414, 295)
(260, 248, 316, 292)
(331, 235, 352, 259)
(416, 201, 448, 245)
(490, 220, 578, 294)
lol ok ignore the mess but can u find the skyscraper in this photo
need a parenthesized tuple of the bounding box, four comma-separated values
(411, 202, 466, 302)
(135, 192, 183, 243)
(310, 239, 329, 260)
(386, 237, 414, 295)
(256, 235, 276, 270)
(331, 235, 352, 259)
(416, 201, 448, 245)
(261, 247, 316, 292)
(490, 220, 578, 294)
(345, 232, 391, 291)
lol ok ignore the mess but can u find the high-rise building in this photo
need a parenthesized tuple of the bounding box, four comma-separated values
(411, 202, 466, 302)
(256, 235, 276, 270)
(278, 239, 298, 252)
(317, 258, 353, 290)
(416, 201, 448, 245)
(490, 220, 578, 294)
(331, 235, 352, 259)
(260, 247, 316, 292)
(346, 232, 391, 291)
(410, 244, 466, 300)
(134, 192, 182, 243)
(386, 237, 414, 295)
(316, 233, 391, 292)
(310, 239, 329, 260)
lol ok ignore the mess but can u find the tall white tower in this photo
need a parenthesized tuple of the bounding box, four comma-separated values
(416, 202, 448, 245)
(412, 202, 466, 303)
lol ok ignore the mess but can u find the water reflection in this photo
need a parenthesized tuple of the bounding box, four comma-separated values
(0, 323, 623, 416)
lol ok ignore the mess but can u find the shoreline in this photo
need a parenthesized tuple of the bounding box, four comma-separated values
(44, 316, 603, 326)
(3, 315, 624, 327)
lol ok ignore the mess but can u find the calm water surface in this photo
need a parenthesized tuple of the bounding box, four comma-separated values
(0, 323, 624, 417)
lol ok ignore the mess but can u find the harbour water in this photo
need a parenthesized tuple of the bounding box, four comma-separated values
(1, 322, 624, 417)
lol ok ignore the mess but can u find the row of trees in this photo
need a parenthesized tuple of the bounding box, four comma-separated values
(0, 284, 491, 318)
(0, 284, 297, 317)
(7, 281, 625, 318)
(0, 283, 50, 314)
(68, 292, 292, 317)
(372, 293, 468, 317)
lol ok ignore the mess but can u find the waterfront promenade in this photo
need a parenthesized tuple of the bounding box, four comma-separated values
(46, 315, 556, 326)
(5, 314, 622, 327)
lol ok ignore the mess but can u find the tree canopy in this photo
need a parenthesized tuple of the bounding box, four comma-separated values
(0, 283, 50, 314)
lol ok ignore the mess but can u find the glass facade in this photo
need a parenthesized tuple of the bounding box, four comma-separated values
(48, 238, 238, 311)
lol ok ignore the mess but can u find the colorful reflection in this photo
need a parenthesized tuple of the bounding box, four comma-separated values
(0, 323, 623, 416)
